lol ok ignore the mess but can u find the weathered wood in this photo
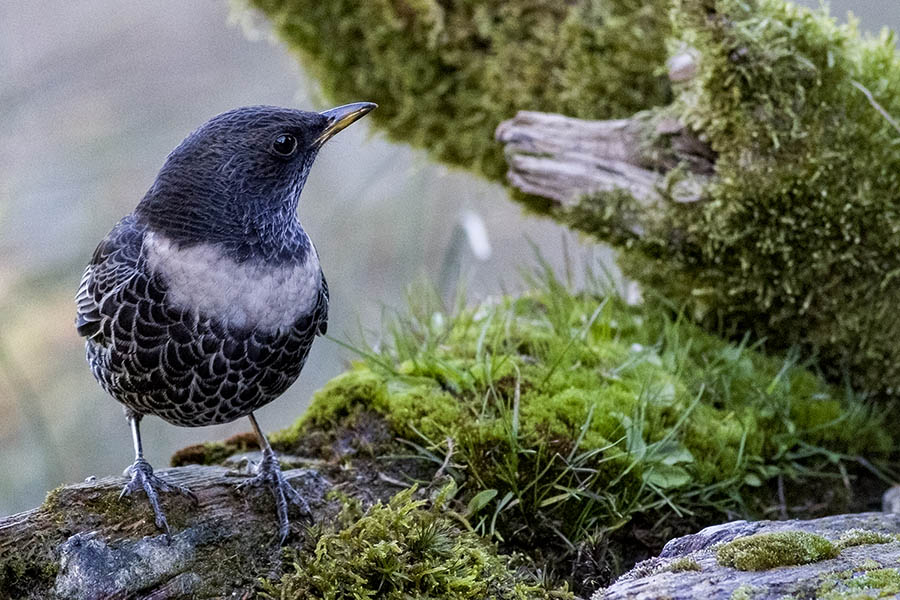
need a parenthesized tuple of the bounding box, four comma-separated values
(593, 512, 900, 600)
(495, 110, 713, 229)
(0, 456, 346, 599)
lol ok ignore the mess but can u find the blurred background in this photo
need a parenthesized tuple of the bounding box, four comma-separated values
(1, 1, 897, 516)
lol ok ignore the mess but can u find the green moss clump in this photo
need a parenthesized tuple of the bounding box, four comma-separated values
(242, 0, 670, 182)
(244, 0, 900, 396)
(730, 585, 760, 600)
(271, 266, 892, 567)
(836, 529, 897, 550)
(716, 531, 839, 571)
(260, 487, 569, 600)
(0, 551, 59, 599)
(621, 0, 900, 396)
(170, 432, 259, 467)
(665, 557, 702, 573)
(818, 567, 900, 599)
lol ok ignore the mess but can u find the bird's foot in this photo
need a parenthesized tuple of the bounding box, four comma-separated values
(234, 448, 310, 543)
(120, 457, 197, 540)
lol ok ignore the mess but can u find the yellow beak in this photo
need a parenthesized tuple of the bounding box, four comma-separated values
(314, 102, 377, 147)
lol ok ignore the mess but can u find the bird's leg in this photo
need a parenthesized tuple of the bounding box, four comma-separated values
(235, 412, 311, 543)
(119, 411, 197, 539)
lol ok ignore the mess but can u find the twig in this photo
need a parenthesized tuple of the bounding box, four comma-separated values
(851, 80, 900, 136)
(433, 437, 455, 480)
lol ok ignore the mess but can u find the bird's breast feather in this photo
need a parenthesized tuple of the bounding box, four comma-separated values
(143, 231, 322, 331)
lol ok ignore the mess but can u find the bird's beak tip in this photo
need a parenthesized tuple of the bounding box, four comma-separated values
(315, 102, 377, 146)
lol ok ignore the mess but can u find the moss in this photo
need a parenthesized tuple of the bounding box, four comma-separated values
(170, 432, 259, 467)
(242, 0, 671, 183)
(836, 529, 897, 550)
(817, 567, 900, 599)
(617, 0, 900, 397)
(251, 265, 893, 592)
(0, 550, 59, 599)
(0, 515, 61, 600)
(260, 487, 570, 600)
(730, 585, 760, 600)
(247, 0, 900, 398)
(716, 531, 839, 571)
(40, 486, 66, 526)
(664, 557, 702, 573)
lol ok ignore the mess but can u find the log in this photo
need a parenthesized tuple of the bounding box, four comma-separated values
(594, 512, 900, 600)
(0, 451, 404, 600)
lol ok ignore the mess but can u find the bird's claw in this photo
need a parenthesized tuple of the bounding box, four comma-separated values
(234, 449, 310, 543)
(120, 457, 197, 540)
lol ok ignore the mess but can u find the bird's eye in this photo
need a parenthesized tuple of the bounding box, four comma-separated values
(272, 133, 298, 157)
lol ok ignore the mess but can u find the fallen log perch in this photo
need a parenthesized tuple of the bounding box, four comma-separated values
(0, 458, 335, 600)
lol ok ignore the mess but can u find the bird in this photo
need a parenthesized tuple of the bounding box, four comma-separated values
(74, 102, 376, 542)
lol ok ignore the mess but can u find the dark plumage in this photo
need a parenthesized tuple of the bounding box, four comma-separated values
(75, 103, 375, 541)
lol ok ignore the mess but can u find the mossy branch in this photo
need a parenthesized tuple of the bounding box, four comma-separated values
(246, 0, 900, 397)
(495, 0, 900, 398)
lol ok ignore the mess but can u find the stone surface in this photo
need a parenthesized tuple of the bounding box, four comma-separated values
(593, 513, 900, 600)
(55, 529, 205, 600)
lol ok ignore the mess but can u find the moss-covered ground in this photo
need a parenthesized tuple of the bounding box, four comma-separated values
(8, 267, 898, 597)
(240, 264, 895, 593)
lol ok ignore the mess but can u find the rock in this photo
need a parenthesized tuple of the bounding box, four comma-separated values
(55, 529, 206, 600)
(593, 513, 900, 600)
(883, 486, 900, 514)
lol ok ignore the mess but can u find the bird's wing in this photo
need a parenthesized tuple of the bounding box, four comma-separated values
(75, 216, 145, 341)
(315, 272, 329, 336)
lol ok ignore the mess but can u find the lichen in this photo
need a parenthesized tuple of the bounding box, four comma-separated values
(241, 0, 671, 183)
(716, 531, 839, 571)
(259, 487, 570, 600)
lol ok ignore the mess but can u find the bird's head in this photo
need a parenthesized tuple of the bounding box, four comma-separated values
(136, 103, 376, 260)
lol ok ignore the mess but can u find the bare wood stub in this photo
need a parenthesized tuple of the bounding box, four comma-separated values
(496, 111, 711, 224)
